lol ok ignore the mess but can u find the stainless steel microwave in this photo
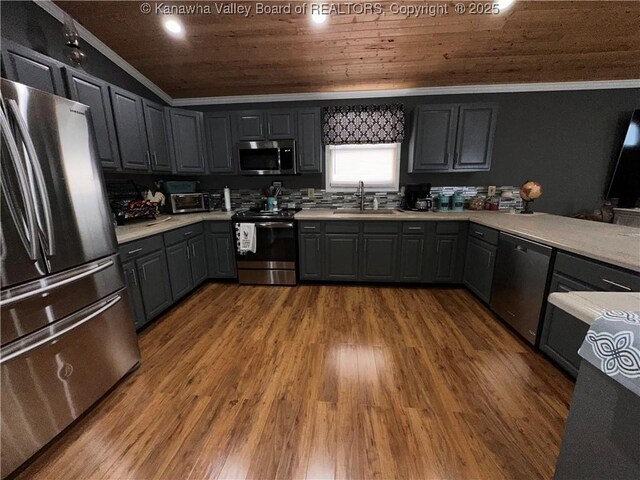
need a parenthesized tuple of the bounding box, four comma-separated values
(238, 140, 297, 175)
(169, 193, 211, 214)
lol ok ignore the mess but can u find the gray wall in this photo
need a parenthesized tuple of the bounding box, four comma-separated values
(3, 1, 638, 215)
(1, 0, 167, 104)
(193, 89, 639, 215)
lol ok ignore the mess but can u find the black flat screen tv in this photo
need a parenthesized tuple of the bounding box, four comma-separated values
(607, 110, 640, 208)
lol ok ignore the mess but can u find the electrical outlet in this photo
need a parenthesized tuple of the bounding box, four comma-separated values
(272, 181, 282, 188)
(487, 185, 497, 196)
(308, 188, 315, 196)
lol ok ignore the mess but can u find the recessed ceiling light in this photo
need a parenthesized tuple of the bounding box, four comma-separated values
(498, 0, 516, 11)
(163, 18, 184, 36)
(311, 12, 327, 24)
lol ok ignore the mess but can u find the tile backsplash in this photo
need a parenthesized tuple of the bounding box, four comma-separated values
(207, 186, 523, 211)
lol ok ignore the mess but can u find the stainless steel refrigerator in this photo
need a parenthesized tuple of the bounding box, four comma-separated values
(0, 79, 140, 477)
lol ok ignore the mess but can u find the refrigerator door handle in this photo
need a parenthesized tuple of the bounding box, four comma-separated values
(0, 104, 39, 261)
(0, 259, 114, 307)
(0, 294, 122, 364)
(7, 98, 56, 257)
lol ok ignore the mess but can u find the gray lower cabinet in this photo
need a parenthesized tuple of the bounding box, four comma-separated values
(1, 39, 65, 95)
(166, 241, 193, 301)
(425, 222, 468, 283)
(539, 251, 640, 378)
(299, 234, 323, 280)
(189, 235, 208, 286)
(204, 113, 235, 173)
(463, 236, 497, 303)
(136, 250, 173, 320)
(109, 86, 150, 171)
(540, 273, 593, 378)
(360, 234, 398, 281)
(165, 234, 207, 301)
(325, 235, 359, 281)
(297, 108, 322, 173)
(168, 108, 206, 173)
(121, 261, 146, 329)
(399, 235, 425, 282)
(206, 233, 236, 278)
(64, 67, 121, 170)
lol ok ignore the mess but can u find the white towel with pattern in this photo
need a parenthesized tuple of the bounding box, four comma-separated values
(238, 223, 257, 254)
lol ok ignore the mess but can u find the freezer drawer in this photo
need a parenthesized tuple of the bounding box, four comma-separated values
(490, 232, 552, 345)
(0, 254, 125, 346)
(0, 289, 140, 477)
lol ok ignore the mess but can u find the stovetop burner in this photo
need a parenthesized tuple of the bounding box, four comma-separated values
(233, 208, 299, 221)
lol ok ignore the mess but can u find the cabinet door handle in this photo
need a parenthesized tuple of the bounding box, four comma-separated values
(303, 226, 316, 230)
(131, 269, 138, 287)
(184, 231, 193, 236)
(487, 253, 492, 268)
(474, 231, 485, 237)
(186, 246, 190, 259)
(141, 265, 147, 281)
(145, 151, 151, 166)
(408, 227, 421, 231)
(602, 278, 631, 291)
(128, 247, 143, 255)
(191, 244, 196, 257)
(453, 152, 459, 165)
(152, 152, 158, 166)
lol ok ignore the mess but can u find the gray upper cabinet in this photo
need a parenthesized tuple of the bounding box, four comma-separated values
(297, 108, 322, 173)
(63, 67, 121, 170)
(1, 39, 65, 95)
(109, 86, 150, 171)
(142, 99, 172, 172)
(453, 104, 498, 170)
(168, 108, 206, 173)
(408, 105, 458, 172)
(236, 111, 265, 141)
(204, 113, 235, 174)
(267, 110, 296, 139)
(409, 103, 497, 172)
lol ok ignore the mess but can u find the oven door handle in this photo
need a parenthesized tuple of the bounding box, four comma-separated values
(254, 222, 294, 229)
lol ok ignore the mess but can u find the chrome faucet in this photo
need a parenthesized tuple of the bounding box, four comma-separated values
(355, 180, 365, 211)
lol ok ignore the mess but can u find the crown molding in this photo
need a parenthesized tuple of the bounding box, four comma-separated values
(172, 79, 640, 106)
(35, 0, 173, 105)
(35, 1, 639, 108)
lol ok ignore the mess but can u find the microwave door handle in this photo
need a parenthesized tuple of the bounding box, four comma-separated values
(0, 105, 39, 260)
(7, 99, 55, 257)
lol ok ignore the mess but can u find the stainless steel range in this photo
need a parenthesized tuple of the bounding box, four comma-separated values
(232, 208, 298, 285)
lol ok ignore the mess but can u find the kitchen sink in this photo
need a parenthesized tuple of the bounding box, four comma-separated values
(333, 209, 399, 215)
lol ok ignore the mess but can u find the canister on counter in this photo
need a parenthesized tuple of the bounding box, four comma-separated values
(438, 195, 451, 211)
(452, 192, 464, 212)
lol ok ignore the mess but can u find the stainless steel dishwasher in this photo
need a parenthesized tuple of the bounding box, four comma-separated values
(490, 232, 552, 345)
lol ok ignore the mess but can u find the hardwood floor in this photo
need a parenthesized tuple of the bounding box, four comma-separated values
(17, 283, 574, 480)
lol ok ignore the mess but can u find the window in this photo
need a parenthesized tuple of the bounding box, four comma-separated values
(325, 143, 401, 192)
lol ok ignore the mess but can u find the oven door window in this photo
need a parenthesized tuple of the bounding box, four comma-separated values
(239, 148, 279, 172)
(238, 223, 295, 262)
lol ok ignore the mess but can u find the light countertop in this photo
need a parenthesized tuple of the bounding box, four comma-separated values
(115, 209, 640, 272)
(548, 291, 640, 325)
(296, 209, 640, 272)
(116, 212, 234, 244)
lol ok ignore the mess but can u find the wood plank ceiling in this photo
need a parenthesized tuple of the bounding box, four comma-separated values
(55, 1, 640, 98)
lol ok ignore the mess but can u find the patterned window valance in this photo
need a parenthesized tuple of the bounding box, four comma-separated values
(322, 104, 405, 145)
